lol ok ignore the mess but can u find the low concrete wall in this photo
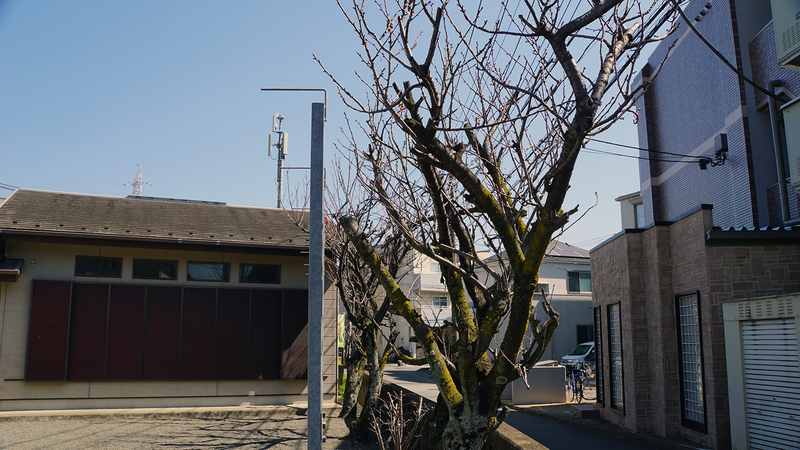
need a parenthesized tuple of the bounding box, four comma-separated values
(382, 381, 547, 450)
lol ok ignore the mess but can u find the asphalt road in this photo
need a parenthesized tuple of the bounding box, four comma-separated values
(384, 365, 663, 450)
(503, 411, 659, 450)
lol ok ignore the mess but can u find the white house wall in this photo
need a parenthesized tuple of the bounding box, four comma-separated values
(0, 241, 337, 411)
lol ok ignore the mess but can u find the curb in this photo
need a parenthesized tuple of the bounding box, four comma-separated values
(0, 404, 342, 422)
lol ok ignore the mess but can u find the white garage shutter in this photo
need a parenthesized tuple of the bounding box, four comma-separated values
(742, 318, 800, 450)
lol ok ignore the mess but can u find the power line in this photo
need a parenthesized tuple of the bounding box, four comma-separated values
(582, 147, 702, 164)
(571, 233, 616, 248)
(590, 137, 716, 159)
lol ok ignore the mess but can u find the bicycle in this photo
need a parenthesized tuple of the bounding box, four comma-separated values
(564, 362, 594, 403)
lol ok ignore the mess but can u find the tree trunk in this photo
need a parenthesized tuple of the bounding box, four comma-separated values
(348, 326, 387, 441)
(340, 354, 367, 419)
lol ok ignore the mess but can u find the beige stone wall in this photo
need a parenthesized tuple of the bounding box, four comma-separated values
(0, 241, 337, 411)
(591, 208, 740, 450)
(591, 229, 641, 430)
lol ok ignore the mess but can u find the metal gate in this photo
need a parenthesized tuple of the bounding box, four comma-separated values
(742, 318, 800, 449)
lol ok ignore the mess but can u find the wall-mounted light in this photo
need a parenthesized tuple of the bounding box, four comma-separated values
(700, 133, 728, 170)
(30, 259, 36, 266)
(714, 133, 728, 156)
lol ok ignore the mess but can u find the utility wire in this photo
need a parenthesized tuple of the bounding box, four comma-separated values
(582, 146, 708, 164)
(590, 138, 702, 159)
(571, 233, 616, 248)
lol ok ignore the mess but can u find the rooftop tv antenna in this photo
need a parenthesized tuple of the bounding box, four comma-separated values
(125, 164, 152, 196)
(269, 114, 289, 208)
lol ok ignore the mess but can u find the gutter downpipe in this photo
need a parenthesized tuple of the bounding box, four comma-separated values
(768, 80, 791, 224)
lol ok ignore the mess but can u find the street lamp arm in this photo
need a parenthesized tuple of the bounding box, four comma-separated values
(261, 88, 328, 121)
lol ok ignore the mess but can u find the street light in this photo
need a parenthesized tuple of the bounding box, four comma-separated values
(261, 88, 326, 450)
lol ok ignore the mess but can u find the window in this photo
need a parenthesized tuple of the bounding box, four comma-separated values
(431, 262, 441, 273)
(594, 306, 604, 405)
(240, 264, 281, 284)
(608, 303, 623, 411)
(577, 324, 594, 345)
(677, 292, 706, 430)
(432, 295, 448, 307)
(535, 283, 549, 294)
(634, 203, 645, 228)
(75, 256, 122, 277)
(133, 260, 177, 280)
(568, 272, 591, 292)
(187, 262, 230, 281)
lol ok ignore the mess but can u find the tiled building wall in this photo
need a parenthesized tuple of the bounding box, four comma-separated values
(637, 0, 756, 228)
(749, 21, 800, 107)
(767, 181, 800, 224)
(748, 19, 800, 226)
(657, 119, 756, 228)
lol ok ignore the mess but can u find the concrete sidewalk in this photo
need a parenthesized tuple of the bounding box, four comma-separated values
(384, 365, 711, 450)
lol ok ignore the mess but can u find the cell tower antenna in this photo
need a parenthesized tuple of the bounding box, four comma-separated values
(269, 114, 288, 208)
(125, 164, 153, 196)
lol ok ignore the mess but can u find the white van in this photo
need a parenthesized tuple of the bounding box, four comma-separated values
(561, 341, 595, 368)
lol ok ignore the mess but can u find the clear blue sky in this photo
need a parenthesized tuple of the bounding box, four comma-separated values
(0, 0, 646, 250)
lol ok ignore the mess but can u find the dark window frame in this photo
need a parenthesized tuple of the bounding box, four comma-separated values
(594, 306, 604, 406)
(675, 290, 708, 432)
(74, 256, 123, 278)
(239, 263, 281, 284)
(432, 295, 449, 308)
(576, 324, 594, 345)
(567, 271, 592, 293)
(608, 302, 624, 412)
(132, 259, 178, 280)
(186, 261, 231, 282)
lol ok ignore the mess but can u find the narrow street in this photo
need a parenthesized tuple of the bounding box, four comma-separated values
(384, 365, 696, 450)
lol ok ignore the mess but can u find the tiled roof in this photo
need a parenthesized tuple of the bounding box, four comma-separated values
(482, 240, 590, 264)
(0, 189, 309, 249)
(546, 240, 590, 259)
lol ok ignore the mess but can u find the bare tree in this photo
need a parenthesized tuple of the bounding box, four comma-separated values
(370, 391, 431, 450)
(326, 159, 413, 441)
(320, 0, 675, 448)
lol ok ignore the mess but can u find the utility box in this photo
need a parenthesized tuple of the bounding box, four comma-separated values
(780, 97, 800, 193)
(502, 365, 567, 405)
(772, 0, 800, 71)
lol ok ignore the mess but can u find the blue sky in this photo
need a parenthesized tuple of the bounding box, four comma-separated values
(0, 0, 646, 249)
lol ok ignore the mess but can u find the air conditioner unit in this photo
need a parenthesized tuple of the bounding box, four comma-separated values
(773, 0, 800, 71)
(780, 97, 800, 193)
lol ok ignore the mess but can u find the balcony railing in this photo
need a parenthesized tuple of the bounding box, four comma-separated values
(415, 304, 451, 326)
(411, 272, 446, 291)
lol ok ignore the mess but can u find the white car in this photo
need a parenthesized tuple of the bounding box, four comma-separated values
(561, 341, 595, 369)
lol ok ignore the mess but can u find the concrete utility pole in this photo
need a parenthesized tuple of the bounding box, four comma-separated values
(308, 101, 325, 450)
